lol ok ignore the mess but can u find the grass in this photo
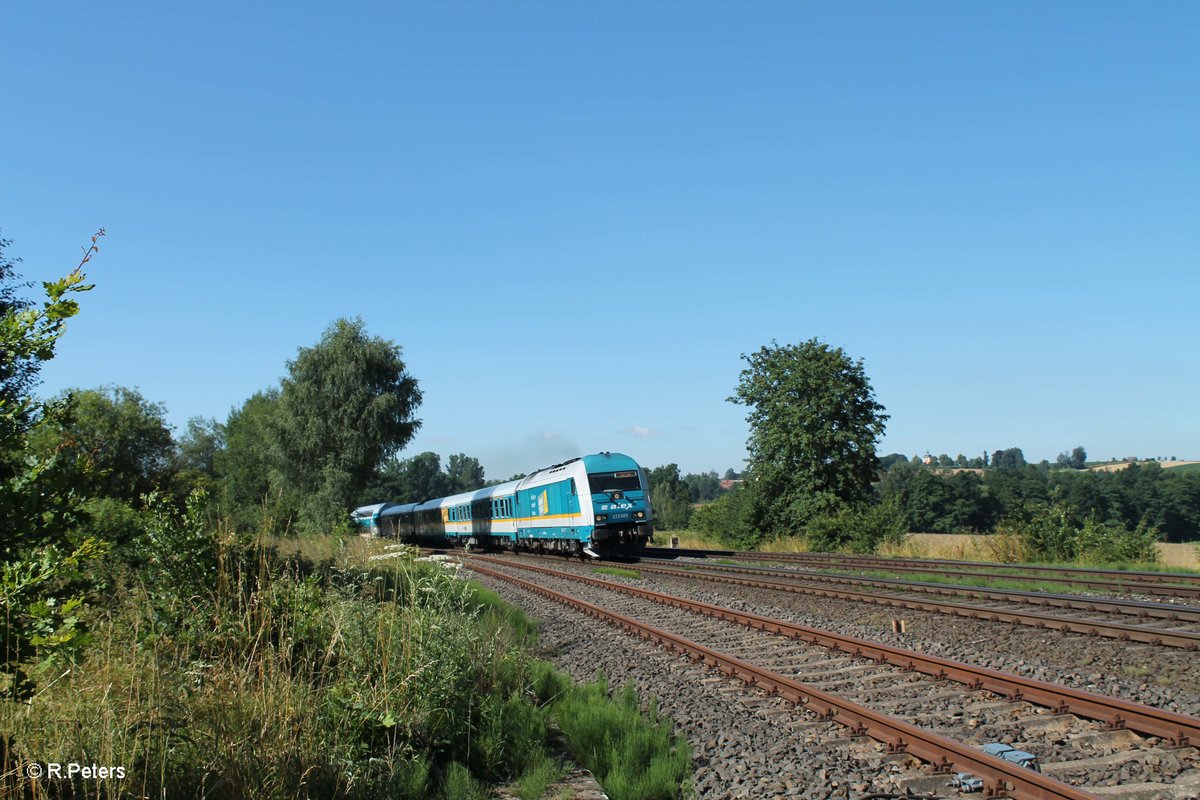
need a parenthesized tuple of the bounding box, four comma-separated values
(882, 533, 1200, 571)
(594, 566, 642, 580)
(651, 529, 727, 550)
(512, 756, 567, 800)
(2, 534, 692, 800)
(532, 667, 692, 800)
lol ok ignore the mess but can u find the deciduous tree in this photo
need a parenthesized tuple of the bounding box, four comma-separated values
(729, 339, 888, 534)
(272, 318, 422, 533)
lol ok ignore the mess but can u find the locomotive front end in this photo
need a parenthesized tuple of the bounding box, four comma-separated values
(582, 452, 653, 553)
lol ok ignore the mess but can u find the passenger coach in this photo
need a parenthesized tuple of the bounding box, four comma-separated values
(359, 452, 653, 557)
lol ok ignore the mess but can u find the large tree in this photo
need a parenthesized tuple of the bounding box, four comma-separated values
(272, 318, 422, 532)
(646, 463, 692, 530)
(30, 385, 175, 504)
(730, 339, 888, 534)
(447, 453, 485, 493)
(215, 389, 281, 527)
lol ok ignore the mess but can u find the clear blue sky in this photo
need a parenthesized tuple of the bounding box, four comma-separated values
(3, 2, 1197, 479)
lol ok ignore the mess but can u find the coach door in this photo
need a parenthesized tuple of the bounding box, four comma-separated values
(566, 478, 581, 532)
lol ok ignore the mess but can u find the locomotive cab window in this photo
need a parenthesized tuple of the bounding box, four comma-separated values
(587, 471, 641, 493)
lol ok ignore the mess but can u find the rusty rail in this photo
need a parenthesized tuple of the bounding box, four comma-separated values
(635, 557, 1200, 623)
(641, 547, 1200, 598)
(624, 559, 1200, 650)
(464, 558, 1102, 800)
(467, 554, 1200, 747)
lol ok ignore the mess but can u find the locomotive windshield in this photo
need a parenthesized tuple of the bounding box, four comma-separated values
(587, 471, 641, 493)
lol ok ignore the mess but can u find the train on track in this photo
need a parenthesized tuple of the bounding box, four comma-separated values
(351, 452, 654, 557)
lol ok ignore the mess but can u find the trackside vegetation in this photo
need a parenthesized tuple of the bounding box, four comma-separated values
(0, 234, 691, 799)
(3, 531, 692, 799)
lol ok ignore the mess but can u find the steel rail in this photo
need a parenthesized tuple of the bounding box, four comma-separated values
(741, 551, 1200, 587)
(624, 559, 1200, 650)
(642, 548, 1200, 597)
(634, 557, 1200, 623)
(463, 559, 1101, 800)
(466, 554, 1200, 747)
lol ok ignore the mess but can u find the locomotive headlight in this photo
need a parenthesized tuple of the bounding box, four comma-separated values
(595, 514, 608, 522)
(611, 492, 623, 500)
(634, 511, 644, 519)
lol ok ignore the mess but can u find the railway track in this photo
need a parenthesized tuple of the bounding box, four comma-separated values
(641, 548, 1200, 601)
(462, 554, 1200, 799)
(623, 557, 1200, 650)
(636, 556, 1200, 624)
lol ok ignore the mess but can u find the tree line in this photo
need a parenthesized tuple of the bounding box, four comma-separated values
(681, 339, 1198, 560)
(878, 457, 1199, 543)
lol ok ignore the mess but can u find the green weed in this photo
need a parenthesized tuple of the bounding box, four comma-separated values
(593, 566, 642, 580)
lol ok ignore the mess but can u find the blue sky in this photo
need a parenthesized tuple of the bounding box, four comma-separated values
(3, 2, 1197, 479)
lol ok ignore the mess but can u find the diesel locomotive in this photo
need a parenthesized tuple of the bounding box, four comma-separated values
(352, 452, 653, 557)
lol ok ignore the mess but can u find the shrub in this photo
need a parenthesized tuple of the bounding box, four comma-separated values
(1075, 518, 1161, 564)
(687, 483, 764, 549)
(803, 499, 907, 554)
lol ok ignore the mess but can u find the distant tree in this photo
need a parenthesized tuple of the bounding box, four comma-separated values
(647, 464, 692, 530)
(688, 479, 765, 548)
(175, 416, 225, 477)
(722, 468, 740, 481)
(30, 385, 174, 504)
(955, 454, 968, 468)
(729, 339, 887, 534)
(937, 454, 953, 468)
(358, 458, 406, 505)
(272, 318, 422, 533)
(910, 455, 923, 465)
(992, 448, 1027, 470)
(878, 453, 909, 471)
(395, 452, 455, 503)
(682, 470, 722, 502)
(1071, 446, 1087, 469)
(215, 390, 282, 527)
(982, 451, 989, 467)
(447, 453, 485, 493)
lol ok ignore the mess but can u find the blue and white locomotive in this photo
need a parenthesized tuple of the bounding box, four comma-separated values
(352, 452, 653, 557)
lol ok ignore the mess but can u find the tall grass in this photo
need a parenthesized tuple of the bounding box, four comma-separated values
(531, 668, 691, 800)
(2, 536, 693, 799)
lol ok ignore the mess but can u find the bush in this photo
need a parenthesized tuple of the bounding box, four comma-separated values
(1001, 500, 1163, 564)
(1074, 518, 1161, 564)
(687, 483, 764, 549)
(803, 499, 907, 554)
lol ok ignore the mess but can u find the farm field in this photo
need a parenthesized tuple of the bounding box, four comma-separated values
(656, 530, 1200, 570)
(888, 533, 1200, 570)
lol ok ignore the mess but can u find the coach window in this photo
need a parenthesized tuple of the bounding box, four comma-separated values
(569, 479, 577, 496)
